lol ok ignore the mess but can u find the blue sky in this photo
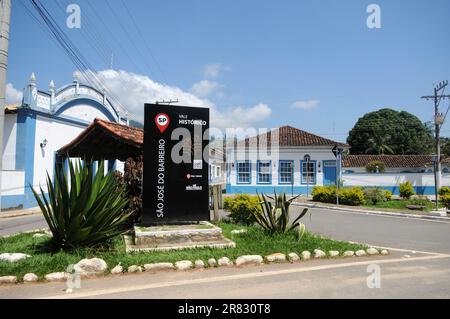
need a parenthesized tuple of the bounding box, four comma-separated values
(6, 0, 450, 142)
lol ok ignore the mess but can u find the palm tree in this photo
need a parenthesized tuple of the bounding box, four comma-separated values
(365, 135, 394, 155)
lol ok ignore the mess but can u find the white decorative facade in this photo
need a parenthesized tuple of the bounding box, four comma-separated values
(1, 73, 128, 210)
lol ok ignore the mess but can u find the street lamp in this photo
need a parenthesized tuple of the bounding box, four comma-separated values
(432, 154, 439, 211)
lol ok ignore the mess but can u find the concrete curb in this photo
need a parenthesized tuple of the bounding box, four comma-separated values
(292, 202, 450, 221)
(1, 248, 389, 285)
(0, 208, 42, 219)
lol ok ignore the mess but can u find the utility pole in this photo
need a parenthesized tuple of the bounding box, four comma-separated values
(155, 99, 179, 105)
(0, 0, 11, 212)
(332, 145, 343, 206)
(421, 81, 450, 190)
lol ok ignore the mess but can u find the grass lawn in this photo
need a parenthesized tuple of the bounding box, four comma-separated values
(0, 222, 367, 281)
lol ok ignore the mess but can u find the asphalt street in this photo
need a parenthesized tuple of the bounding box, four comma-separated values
(0, 214, 46, 237)
(0, 206, 449, 298)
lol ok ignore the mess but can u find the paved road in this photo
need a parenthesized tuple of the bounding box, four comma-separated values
(0, 214, 46, 237)
(296, 205, 450, 254)
(0, 206, 449, 298)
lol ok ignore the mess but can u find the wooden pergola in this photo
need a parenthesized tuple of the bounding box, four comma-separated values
(58, 118, 222, 221)
(58, 118, 143, 160)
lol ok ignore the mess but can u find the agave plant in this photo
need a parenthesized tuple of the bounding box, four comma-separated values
(252, 191, 309, 240)
(31, 159, 132, 250)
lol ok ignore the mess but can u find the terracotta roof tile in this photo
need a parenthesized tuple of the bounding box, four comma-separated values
(240, 125, 347, 148)
(95, 118, 143, 146)
(342, 155, 433, 168)
(58, 118, 143, 160)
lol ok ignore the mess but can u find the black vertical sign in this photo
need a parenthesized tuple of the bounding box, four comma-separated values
(142, 103, 210, 225)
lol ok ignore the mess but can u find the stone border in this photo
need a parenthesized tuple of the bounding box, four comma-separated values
(124, 235, 236, 252)
(135, 221, 221, 237)
(0, 247, 389, 285)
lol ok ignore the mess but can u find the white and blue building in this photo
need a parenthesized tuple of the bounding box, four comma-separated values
(342, 154, 450, 195)
(225, 126, 450, 196)
(1, 73, 128, 210)
(226, 126, 348, 195)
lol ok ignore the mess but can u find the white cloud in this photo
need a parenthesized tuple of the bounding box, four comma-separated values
(84, 69, 271, 130)
(214, 103, 272, 129)
(5, 83, 23, 104)
(291, 99, 319, 110)
(203, 63, 230, 79)
(190, 80, 222, 98)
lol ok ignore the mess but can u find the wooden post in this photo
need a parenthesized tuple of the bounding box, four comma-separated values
(212, 185, 220, 224)
(218, 186, 223, 209)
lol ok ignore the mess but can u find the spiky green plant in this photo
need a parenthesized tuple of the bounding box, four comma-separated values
(30, 159, 132, 250)
(252, 191, 309, 240)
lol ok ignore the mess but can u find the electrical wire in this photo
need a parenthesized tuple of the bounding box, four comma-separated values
(119, 0, 167, 83)
(103, 0, 158, 80)
(30, 0, 128, 117)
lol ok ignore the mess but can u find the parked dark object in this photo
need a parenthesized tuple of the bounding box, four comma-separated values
(406, 205, 426, 211)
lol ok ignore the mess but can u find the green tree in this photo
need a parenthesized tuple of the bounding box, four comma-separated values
(347, 108, 433, 155)
(440, 137, 450, 157)
(365, 134, 394, 155)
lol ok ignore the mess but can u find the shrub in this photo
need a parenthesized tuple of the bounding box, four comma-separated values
(252, 192, 308, 240)
(112, 157, 143, 227)
(365, 160, 386, 173)
(31, 160, 132, 250)
(439, 194, 450, 209)
(339, 187, 365, 206)
(312, 186, 336, 203)
(399, 181, 415, 199)
(439, 186, 450, 196)
(224, 194, 260, 225)
(363, 187, 388, 205)
(123, 157, 143, 225)
(384, 190, 393, 201)
(312, 185, 364, 206)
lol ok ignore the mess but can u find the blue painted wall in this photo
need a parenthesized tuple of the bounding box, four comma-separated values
(226, 184, 437, 196)
(14, 109, 38, 209)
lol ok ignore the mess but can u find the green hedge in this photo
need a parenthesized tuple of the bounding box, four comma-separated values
(223, 194, 261, 225)
(439, 186, 450, 196)
(311, 185, 337, 203)
(312, 186, 365, 206)
(438, 187, 450, 208)
(399, 181, 415, 199)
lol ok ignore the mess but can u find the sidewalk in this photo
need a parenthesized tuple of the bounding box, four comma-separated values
(0, 207, 41, 218)
(293, 198, 450, 221)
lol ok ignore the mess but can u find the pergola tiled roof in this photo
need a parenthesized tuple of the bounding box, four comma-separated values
(239, 125, 348, 148)
(342, 155, 434, 168)
(58, 118, 143, 160)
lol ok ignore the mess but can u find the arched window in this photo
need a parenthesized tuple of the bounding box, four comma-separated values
(301, 155, 316, 184)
